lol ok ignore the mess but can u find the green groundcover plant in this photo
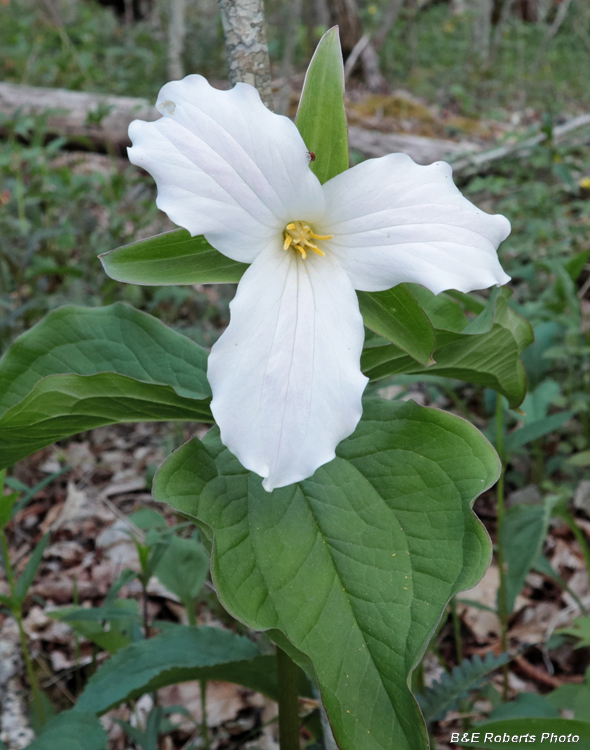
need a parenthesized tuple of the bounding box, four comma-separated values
(2, 26, 589, 750)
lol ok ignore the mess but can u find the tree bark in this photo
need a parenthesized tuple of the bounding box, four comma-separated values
(217, 0, 274, 109)
(327, 0, 362, 55)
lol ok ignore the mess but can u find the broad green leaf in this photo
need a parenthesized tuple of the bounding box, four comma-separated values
(0, 303, 210, 414)
(154, 535, 209, 608)
(153, 399, 499, 750)
(25, 711, 107, 750)
(0, 304, 213, 468)
(76, 626, 296, 715)
(15, 533, 49, 603)
(357, 286, 436, 366)
(100, 230, 248, 286)
(0, 373, 212, 468)
(296, 26, 348, 184)
(362, 289, 533, 408)
(411, 286, 470, 332)
(461, 718, 590, 748)
(500, 498, 557, 613)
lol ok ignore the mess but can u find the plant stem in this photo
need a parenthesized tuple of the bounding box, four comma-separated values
(276, 647, 300, 750)
(200, 679, 210, 750)
(0, 528, 46, 725)
(495, 395, 510, 701)
(450, 597, 463, 664)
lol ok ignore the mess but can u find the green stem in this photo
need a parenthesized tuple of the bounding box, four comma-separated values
(450, 597, 463, 665)
(0, 529, 45, 725)
(495, 395, 510, 701)
(186, 597, 197, 627)
(199, 679, 210, 750)
(276, 647, 300, 750)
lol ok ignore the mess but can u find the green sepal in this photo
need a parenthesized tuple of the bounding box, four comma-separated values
(296, 27, 348, 184)
(99, 230, 248, 286)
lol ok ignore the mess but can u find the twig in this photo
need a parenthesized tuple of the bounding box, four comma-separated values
(344, 33, 370, 79)
(513, 654, 564, 689)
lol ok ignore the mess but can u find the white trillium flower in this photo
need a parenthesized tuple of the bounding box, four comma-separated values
(128, 75, 511, 492)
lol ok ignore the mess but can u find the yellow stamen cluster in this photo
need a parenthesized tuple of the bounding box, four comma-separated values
(283, 221, 332, 260)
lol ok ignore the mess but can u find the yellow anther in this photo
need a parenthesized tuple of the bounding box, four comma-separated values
(309, 230, 333, 241)
(282, 220, 332, 260)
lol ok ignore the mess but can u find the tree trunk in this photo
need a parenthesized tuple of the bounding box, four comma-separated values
(217, 0, 274, 109)
(471, 0, 493, 63)
(168, 0, 186, 80)
(360, 42, 390, 93)
(328, 0, 362, 55)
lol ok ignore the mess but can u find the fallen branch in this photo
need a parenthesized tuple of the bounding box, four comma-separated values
(2, 81, 589, 172)
(0, 81, 480, 164)
(452, 113, 590, 174)
(348, 125, 479, 164)
(0, 81, 158, 149)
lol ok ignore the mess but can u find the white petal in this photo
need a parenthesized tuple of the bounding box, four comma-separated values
(320, 153, 511, 294)
(128, 75, 325, 263)
(208, 245, 368, 491)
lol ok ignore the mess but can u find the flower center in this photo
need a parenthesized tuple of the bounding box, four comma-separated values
(282, 221, 332, 260)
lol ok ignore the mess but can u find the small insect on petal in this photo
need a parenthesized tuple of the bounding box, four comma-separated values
(308, 151, 316, 162)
